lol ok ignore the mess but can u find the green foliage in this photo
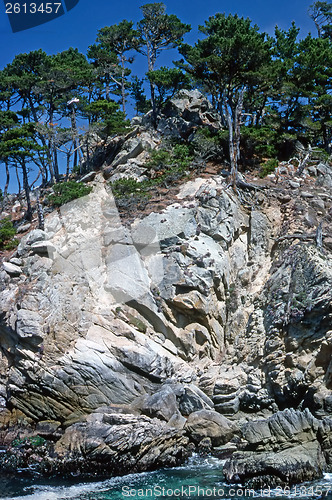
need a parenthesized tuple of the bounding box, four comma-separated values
(85, 99, 131, 136)
(241, 126, 279, 162)
(273, 22, 300, 61)
(147, 67, 191, 109)
(0, 110, 19, 130)
(137, 3, 191, 116)
(259, 158, 279, 178)
(126, 312, 147, 333)
(130, 76, 150, 114)
(2, 4, 332, 200)
(190, 127, 225, 161)
(51, 47, 92, 89)
(48, 181, 93, 207)
(179, 13, 272, 177)
(146, 143, 193, 171)
(172, 144, 192, 167)
(12, 435, 46, 448)
(0, 123, 45, 163)
(137, 3, 191, 60)
(180, 13, 272, 102)
(110, 177, 145, 197)
(72, 165, 81, 175)
(88, 20, 139, 112)
(111, 144, 194, 199)
(0, 217, 17, 250)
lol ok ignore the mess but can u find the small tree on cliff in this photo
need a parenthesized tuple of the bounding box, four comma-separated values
(88, 20, 139, 114)
(137, 3, 191, 124)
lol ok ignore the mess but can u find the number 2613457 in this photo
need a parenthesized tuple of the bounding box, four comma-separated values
(5, 3, 62, 14)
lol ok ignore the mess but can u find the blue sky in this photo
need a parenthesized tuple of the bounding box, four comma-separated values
(0, 0, 316, 72)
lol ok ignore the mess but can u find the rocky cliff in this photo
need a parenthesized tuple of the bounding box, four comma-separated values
(0, 90, 332, 485)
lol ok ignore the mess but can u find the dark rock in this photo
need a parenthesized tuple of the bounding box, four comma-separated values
(30, 241, 56, 257)
(0, 412, 190, 477)
(185, 410, 235, 446)
(197, 437, 212, 453)
(318, 418, 332, 468)
(54, 412, 190, 474)
(141, 386, 178, 421)
(223, 409, 328, 487)
(167, 412, 186, 430)
(16, 229, 49, 257)
(79, 171, 97, 183)
(16, 223, 31, 234)
(35, 420, 62, 440)
(224, 442, 325, 488)
(178, 384, 214, 415)
(157, 89, 222, 139)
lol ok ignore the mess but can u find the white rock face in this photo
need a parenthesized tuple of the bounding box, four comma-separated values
(31, 241, 56, 256)
(0, 171, 331, 426)
(3, 262, 22, 276)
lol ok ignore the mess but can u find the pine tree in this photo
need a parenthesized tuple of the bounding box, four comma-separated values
(137, 3, 190, 123)
(88, 20, 139, 114)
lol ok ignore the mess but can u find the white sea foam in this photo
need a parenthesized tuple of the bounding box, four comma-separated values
(3, 467, 162, 500)
(3, 481, 107, 500)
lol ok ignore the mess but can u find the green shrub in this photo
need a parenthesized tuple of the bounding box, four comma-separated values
(111, 177, 148, 198)
(259, 158, 279, 178)
(146, 144, 193, 172)
(0, 217, 17, 250)
(3, 238, 19, 250)
(190, 128, 225, 161)
(145, 148, 172, 170)
(85, 99, 131, 138)
(12, 436, 46, 448)
(48, 181, 93, 207)
(241, 126, 278, 163)
(111, 144, 194, 200)
(72, 165, 80, 175)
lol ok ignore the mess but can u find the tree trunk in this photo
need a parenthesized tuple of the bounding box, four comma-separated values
(65, 148, 72, 180)
(226, 88, 246, 189)
(150, 82, 157, 125)
(53, 146, 59, 181)
(15, 166, 21, 199)
(106, 74, 111, 101)
(50, 108, 60, 183)
(120, 55, 126, 115)
(28, 95, 55, 183)
(70, 106, 83, 170)
(226, 106, 236, 189)
(147, 42, 157, 127)
(36, 190, 44, 230)
(0, 162, 10, 211)
(21, 161, 32, 221)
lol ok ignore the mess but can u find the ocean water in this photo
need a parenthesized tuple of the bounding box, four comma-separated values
(1, 456, 332, 500)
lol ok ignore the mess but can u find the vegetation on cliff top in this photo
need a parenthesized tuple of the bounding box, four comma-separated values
(0, 1, 331, 215)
